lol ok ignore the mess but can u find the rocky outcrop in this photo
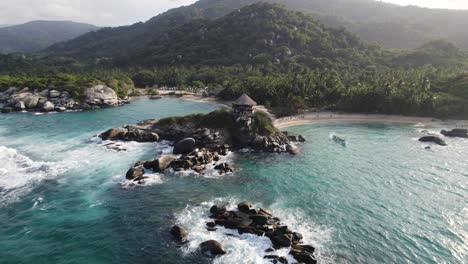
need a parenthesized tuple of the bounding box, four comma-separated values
(100, 125, 160, 142)
(419, 136, 447, 146)
(82, 85, 119, 109)
(173, 138, 196, 155)
(170, 225, 188, 242)
(179, 201, 318, 263)
(100, 110, 305, 175)
(199, 240, 226, 256)
(1, 85, 125, 114)
(42, 101, 55, 112)
(441, 129, 468, 138)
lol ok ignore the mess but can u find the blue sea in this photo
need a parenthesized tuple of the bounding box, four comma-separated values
(0, 98, 466, 263)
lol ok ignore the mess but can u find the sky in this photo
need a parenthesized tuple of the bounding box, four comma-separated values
(0, 0, 468, 27)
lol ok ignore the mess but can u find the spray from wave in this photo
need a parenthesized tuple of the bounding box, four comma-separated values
(0, 146, 76, 206)
(174, 198, 333, 263)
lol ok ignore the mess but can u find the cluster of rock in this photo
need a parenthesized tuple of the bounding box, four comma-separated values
(100, 110, 305, 175)
(1, 85, 127, 113)
(441, 128, 468, 138)
(125, 138, 233, 183)
(419, 128, 468, 146)
(170, 201, 317, 264)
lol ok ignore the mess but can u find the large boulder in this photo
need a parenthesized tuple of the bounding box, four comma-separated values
(145, 155, 178, 172)
(199, 240, 226, 256)
(170, 225, 188, 242)
(286, 143, 300, 155)
(441, 129, 468, 138)
(173, 138, 196, 155)
(49, 90, 61, 98)
(38, 89, 49, 97)
(419, 136, 447, 146)
(42, 101, 55, 112)
(126, 167, 144, 180)
(23, 95, 40, 109)
(100, 127, 128, 140)
(84, 85, 118, 106)
(14, 101, 25, 111)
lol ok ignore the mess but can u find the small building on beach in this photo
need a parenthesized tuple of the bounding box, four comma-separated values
(232, 94, 257, 121)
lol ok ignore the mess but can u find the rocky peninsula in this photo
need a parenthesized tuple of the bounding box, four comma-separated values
(0, 85, 128, 113)
(99, 94, 305, 178)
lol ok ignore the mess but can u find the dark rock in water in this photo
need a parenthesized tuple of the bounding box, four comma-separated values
(210, 205, 227, 215)
(292, 232, 303, 244)
(265, 248, 275, 252)
(298, 135, 306, 142)
(272, 234, 293, 248)
(419, 136, 447, 146)
(145, 155, 178, 172)
(100, 126, 159, 142)
(206, 222, 216, 228)
(259, 208, 273, 217)
(214, 163, 233, 174)
(290, 252, 317, 264)
(173, 138, 196, 155)
(238, 226, 257, 234)
(126, 167, 144, 180)
(441, 129, 468, 138)
(237, 201, 252, 213)
(291, 244, 315, 254)
(264, 255, 279, 260)
(170, 225, 188, 242)
(207, 227, 217, 232)
(250, 214, 269, 225)
(199, 240, 226, 256)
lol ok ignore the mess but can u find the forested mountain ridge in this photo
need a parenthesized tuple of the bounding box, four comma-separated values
(0, 21, 99, 54)
(126, 3, 381, 71)
(46, 0, 468, 59)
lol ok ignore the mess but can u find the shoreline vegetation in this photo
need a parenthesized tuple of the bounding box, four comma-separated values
(143, 91, 468, 128)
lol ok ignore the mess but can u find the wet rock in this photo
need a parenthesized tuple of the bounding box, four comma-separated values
(126, 167, 144, 180)
(298, 135, 306, 142)
(145, 155, 178, 172)
(272, 234, 293, 248)
(210, 205, 227, 215)
(286, 143, 300, 155)
(170, 225, 188, 242)
(99, 126, 159, 142)
(441, 129, 468, 138)
(173, 138, 196, 155)
(214, 163, 233, 174)
(419, 136, 447, 146)
(290, 250, 316, 264)
(199, 240, 226, 256)
(250, 214, 269, 225)
(237, 201, 252, 213)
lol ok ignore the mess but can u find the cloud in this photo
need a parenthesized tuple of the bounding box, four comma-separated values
(0, 0, 198, 26)
(381, 0, 468, 10)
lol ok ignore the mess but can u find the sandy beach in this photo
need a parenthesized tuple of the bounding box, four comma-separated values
(147, 92, 468, 129)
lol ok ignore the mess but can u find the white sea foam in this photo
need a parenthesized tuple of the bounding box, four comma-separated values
(174, 198, 333, 264)
(0, 146, 76, 206)
(167, 151, 234, 179)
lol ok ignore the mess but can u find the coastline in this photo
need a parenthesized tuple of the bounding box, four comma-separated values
(150, 93, 468, 129)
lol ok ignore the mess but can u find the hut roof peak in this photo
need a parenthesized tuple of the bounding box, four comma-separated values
(234, 94, 257, 106)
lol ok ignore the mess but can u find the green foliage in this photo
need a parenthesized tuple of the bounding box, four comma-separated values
(251, 111, 277, 136)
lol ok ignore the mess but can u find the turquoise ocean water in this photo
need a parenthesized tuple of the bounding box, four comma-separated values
(0, 98, 466, 263)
